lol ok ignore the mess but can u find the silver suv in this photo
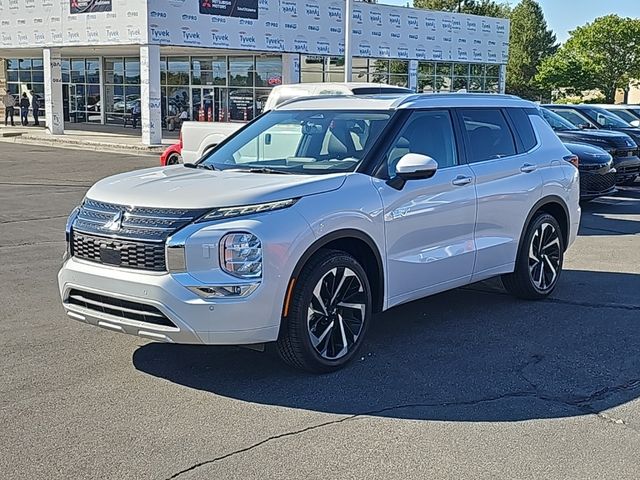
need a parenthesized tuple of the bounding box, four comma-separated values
(59, 94, 581, 372)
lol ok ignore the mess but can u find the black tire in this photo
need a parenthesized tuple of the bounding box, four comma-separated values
(277, 249, 372, 373)
(502, 213, 564, 300)
(166, 153, 182, 165)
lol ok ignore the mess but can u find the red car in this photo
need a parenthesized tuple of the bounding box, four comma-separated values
(160, 132, 183, 166)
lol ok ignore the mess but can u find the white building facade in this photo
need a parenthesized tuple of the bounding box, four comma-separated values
(0, 0, 510, 145)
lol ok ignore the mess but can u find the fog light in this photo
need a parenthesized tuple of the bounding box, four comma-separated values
(188, 284, 259, 298)
(166, 245, 186, 273)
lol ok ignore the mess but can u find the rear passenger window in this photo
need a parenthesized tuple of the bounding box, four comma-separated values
(506, 108, 538, 152)
(460, 109, 517, 162)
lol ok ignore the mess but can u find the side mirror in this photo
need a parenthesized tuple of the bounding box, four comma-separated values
(578, 123, 594, 130)
(387, 153, 439, 190)
(630, 120, 640, 128)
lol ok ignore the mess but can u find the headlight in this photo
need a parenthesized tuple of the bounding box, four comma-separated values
(197, 198, 298, 222)
(64, 206, 80, 261)
(220, 233, 262, 278)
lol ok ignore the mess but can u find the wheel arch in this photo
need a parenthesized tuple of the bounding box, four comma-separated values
(519, 196, 570, 255)
(287, 229, 385, 314)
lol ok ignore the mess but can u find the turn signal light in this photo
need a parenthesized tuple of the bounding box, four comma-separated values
(564, 154, 579, 168)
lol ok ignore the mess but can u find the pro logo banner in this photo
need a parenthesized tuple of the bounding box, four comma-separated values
(199, 0, 258, 20)
(70, 0, 112, 14)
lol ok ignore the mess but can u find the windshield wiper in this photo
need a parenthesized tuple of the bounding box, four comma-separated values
(184, 163, 216, 171)
(227, 167, 295, 175)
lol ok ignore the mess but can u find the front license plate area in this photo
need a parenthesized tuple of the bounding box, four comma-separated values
(100, 246, 122, 266)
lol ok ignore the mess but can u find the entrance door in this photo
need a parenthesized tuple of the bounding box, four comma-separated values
(191, 87, 226, 122)
(62, 85, 70, 122)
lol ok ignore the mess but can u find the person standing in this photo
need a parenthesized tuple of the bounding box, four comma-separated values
(3, 91, 16, 126)
(131, 102, 141, 128)
(20, 93, 30, 126)
(31, 92, 40, 126)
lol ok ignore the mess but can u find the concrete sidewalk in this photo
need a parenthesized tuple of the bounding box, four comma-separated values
(0, 122, 179, 156)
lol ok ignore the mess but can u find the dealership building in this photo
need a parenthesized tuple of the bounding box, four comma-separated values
(0, 0, 510, 145)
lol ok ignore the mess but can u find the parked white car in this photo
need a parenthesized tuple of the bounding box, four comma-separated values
(180, 83, 412, 164)
(59, 93, 580, 372)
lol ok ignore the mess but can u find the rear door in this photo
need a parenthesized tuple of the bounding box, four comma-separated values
(456, 108, 543, 279)
(376, 110, 477, 307)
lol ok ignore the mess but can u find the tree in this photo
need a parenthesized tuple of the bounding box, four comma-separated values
(413, 0, 510, 18)
(536, 15, 640, 103)
(506, 0, 557, 100)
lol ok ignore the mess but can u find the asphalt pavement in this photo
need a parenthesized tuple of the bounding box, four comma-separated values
(1, 143, 639, 479)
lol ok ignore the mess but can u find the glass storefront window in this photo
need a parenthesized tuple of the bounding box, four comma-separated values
(486, 65, 500, 77)
(125, 58, 140, 85)
(229, 57, 254, 87)
(7, 59, 19, 69)
(167, 57, 189, 86)
(256, 56, 282, 87)
(86, 59, 100, 83)
(19, 59, 32, 70)
(301, 71, 323, 83)
(228, 88, 254, 121)
(7, 70, 18, 82)
(389, 75, 408, 87)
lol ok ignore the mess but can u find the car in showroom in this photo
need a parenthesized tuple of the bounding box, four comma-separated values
(563, 142, 616, 201)
(540, 108, 640, 185)
(58, 94, 580, 372)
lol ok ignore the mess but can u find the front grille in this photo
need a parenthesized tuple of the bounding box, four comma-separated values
(611, 148, 639, 158)
(617, 165, 640, 175)
(73, 199, 208, 243)
(72, 232, 167, 271)
(71, 199, 208, 272)
(67, 289, 176, 328)
(581, 171, 617, 195)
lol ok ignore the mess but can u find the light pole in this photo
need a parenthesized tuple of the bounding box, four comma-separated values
(344, 0, 353, 82)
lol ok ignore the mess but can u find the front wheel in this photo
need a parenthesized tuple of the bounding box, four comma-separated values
(502, 213, 564, 300)
(166, 153, 182, 165)
(277, 249, 372, 373)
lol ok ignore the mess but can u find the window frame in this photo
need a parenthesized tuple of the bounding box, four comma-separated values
(454, 107, 519, 164)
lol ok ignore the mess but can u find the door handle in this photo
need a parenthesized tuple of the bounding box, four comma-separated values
(452, 175, 473, 186)
(521, 163, 538, 173)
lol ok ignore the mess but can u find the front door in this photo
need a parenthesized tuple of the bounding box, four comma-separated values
(376, 110, 477, 308)
(191, 87, 226, 122)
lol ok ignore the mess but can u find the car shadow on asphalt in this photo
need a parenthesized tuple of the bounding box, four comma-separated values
(579, 187, 640, 236)
(133, 269, 640, 422)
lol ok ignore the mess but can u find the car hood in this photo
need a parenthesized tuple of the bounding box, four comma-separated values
(563, 142, 612, 165)
(85, 166, 348, 209)
(555, 129, 635, 148)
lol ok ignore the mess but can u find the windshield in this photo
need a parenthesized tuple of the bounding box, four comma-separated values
(200, 110, 393, 175)
(540, 108, 577, 131)
(582, 107, 632, 128)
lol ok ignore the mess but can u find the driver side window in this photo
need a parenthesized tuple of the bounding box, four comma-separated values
(386, 110, 458, 177)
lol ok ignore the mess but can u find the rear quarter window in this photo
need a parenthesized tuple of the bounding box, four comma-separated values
(506, 108, 538, 152)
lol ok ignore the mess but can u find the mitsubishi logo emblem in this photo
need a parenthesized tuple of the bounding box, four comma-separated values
(104, 210, 124, 232)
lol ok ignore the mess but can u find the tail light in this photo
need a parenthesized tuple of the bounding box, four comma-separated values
(179, 130, 183, 149)
(563, 154, 579, 168)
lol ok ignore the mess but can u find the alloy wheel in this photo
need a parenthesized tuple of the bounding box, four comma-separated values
(307, 267, 366, 360)
(528, 222, 561, 291)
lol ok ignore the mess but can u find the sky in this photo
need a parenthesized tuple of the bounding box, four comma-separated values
(378, 0, 640, 42)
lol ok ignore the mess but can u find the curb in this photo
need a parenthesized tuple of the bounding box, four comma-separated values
(0, 133, 166, 156)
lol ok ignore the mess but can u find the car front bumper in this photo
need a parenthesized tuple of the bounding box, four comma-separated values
(58, 257, 282, 345)
(612, 154, 640, 183)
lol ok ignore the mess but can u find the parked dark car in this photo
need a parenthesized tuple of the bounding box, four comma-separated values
(540, 108, 640, 185)
(544, 104, 640, 145)
(592, 105, 640, 127)
(563, 142, 616, 201)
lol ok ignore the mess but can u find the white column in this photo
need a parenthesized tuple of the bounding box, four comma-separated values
(499, 64, 507, 94)
(140, 45, 162, 146)
(43, 48, 64, 135)
(281, 53, 300, 84)
(344, 0, 353, 82)
(408, 60, 419, 92)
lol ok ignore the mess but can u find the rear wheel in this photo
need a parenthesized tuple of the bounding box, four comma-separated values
(277, 249, 372, 373)
(502, 213, 564, 300)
